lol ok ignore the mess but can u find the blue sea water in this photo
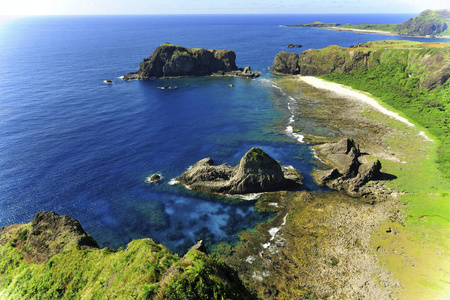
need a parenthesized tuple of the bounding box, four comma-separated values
(1, 14, 448, 252)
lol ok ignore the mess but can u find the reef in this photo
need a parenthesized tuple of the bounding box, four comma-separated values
(176, 147, 302, 194)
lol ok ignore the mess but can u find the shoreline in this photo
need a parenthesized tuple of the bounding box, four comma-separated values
(321, 26, 450, 39)
(298, 76, 433, 141)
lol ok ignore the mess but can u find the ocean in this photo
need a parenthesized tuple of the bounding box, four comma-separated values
(1, 14, 447, 253)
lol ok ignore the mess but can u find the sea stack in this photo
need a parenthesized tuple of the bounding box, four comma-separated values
(123, 43, 259, 80)
(176, 147, 302, 195)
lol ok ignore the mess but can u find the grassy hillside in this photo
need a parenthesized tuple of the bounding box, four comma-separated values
(285, 40, 450, 178)
(0, 215, 256, 299)
(342, 9, 450, 36)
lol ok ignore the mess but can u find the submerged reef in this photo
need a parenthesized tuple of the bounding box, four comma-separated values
(123, 43, 259, 80)
(176, 147, 302, 194)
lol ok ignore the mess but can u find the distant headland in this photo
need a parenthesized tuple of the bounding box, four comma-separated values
(288, 9, 450, 38)
(123, 43, 259, 80)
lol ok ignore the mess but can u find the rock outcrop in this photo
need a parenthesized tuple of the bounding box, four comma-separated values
(176, 147, 302, 194)
(0, 211, 98, 264)
(312, 138, 382, 196)
(270, 41, 450, 90)
(123, 43, 259, 80)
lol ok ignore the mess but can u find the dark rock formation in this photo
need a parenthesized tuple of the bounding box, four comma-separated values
(269, 51, 300, 75)
(0, 211, 99, 264)
(287, 44, 302, 48)
(312, 138, 382, 196)
(176, 147, 302, 194)
(238, 65, 260, 78)
(123, 43, 259, 80)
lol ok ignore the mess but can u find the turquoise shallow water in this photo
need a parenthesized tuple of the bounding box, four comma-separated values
(1, 14, 448, 253)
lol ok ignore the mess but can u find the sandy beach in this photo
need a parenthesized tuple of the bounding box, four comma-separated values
(298, 76, 418, 126)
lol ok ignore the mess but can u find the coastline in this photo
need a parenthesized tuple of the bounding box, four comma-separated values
(298, 76, 433, 141)
(319, 26, 450, 39)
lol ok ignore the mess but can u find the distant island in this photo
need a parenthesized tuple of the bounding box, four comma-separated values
(288, 9, 450, 38)
(123, 43, 259, 80)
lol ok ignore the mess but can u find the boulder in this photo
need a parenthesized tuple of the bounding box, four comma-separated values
(312, 138, 382, 196)
(176, 147, 302, 195)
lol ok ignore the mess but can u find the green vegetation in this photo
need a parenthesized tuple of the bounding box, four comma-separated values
(0, 236, 255, 299)
(315, 41, 450, 178)
(338, 9, 450, 37)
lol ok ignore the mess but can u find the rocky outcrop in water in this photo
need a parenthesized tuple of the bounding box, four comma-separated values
(312, 138, 382, 196)
(176, 147, 302, 194)
(123, 43, 259, 80)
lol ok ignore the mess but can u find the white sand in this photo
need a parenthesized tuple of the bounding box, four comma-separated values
(299, 76, 416, 127)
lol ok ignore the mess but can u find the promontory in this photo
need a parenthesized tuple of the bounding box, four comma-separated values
(123, 43, 259, 80)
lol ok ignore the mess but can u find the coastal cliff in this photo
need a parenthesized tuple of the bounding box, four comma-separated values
(271, 40, 450, 90)
(0, 212, 255, 299)
(123, 43, 258, 80)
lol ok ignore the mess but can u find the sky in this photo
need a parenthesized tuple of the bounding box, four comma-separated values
(0, 0, 448, 15)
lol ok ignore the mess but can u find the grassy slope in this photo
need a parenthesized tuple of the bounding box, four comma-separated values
(0, 229, 256, 299)
(340, 9, 450, 36)
(315, 41, 450, 297)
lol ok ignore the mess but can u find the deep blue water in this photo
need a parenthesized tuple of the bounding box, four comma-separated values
(1, 14, 448, 252)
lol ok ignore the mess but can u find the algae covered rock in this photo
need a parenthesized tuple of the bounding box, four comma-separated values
(176, 147, 302, 194)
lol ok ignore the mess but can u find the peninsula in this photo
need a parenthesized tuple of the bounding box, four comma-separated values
(288, 9, 450, 38)
(123, 43, 259, 80)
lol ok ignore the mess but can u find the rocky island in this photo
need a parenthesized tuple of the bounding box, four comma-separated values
(287, 9, 450, 38)
(176, 147, 302, 194)
(123, 43, 259, 80)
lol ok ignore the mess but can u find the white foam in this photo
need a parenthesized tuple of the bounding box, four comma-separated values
(268, 203, 279, 208)
(246, 256, 256, 264)
(311, 148, 325, 164)
(145, 174, 163, 184)
(232, 193, 264, 200)
(262, 242, 271, 248)
(168, 179, 179, 185)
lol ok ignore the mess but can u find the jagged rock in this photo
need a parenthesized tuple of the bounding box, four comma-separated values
(176, 147, 302, 194)
(312, 138, 382, 196)
(236, 65, 260, 78)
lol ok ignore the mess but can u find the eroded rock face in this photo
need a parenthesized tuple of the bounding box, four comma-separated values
(176, 147, 302, 194)
(269, 51, 300, 75)
(1, 211, 99, 264)
(312, 138, 382, 196)
(123, 44, 244, 80)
